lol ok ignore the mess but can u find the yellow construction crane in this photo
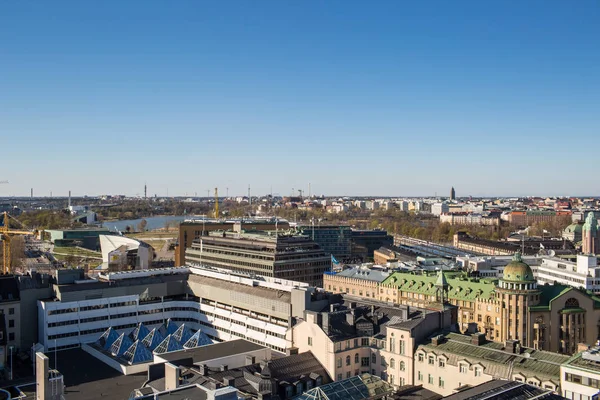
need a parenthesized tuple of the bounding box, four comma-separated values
(0, 211, 33, 274)
(214, 188, 219, 218)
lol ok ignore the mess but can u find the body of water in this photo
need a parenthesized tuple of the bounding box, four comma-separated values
(103, 215, 197, 232)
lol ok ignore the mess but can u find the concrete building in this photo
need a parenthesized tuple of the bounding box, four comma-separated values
(296, 225, 352, 260)
(439, 213, 500, 226)
(0, 275, 21, 358)
(536, 255, 600, 293)
(323, 266, 391, 300)
(175, 218, 286, 266)
(185, 231, 331, 286)
(561, 346, 600, 400)
(37, 266, 334, 354)
(455, 254, 542, 279)
(415, 332, 568, 396)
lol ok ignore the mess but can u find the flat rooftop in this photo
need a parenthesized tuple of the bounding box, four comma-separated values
(47, 348, 146, 400)
(156, 339, 266, 365)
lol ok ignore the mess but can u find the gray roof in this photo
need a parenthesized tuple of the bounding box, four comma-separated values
(442, 380, 563, 400)
(156, 386, 208, 400)
(187, 274, 292, 303)
(418, 333, 569, 384)
(334, 267, 390, 282)
(156, 339, 266, 365)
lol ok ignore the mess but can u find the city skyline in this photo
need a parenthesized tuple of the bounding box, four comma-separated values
(2, 1, 599, 197)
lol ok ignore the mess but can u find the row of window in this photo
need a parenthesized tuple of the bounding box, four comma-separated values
(564, 372, 600, 388)
(48, 301, 138, 315)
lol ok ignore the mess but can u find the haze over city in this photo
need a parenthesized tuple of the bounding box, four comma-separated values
(2, 1, 599, 197)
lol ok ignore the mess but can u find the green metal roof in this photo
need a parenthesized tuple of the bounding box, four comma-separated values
(382, 271, 497, 301)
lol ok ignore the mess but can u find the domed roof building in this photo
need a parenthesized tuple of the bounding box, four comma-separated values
(562, 222, 583, 243)
(499, 251, 537, 291)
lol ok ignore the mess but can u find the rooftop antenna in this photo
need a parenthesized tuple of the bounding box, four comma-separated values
(226, 187, 229, 198)
(68, 191, 71, 208)
(308, 183, 311, 199)
(248, 185, 251, 205)
(144, 183, 147, 199)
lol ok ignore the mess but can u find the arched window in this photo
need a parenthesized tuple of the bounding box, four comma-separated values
(371, 353, 376, 364)
(354, 353, 359, 364)
(486, 316, 491, 324)
(346, 355, 351, 366)
(565, 298, 580, 308)
(400, 361, 405, 371)
(390, 358, 395, 368)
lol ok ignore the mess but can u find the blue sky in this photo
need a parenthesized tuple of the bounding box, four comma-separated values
(1, 1, 598, 198)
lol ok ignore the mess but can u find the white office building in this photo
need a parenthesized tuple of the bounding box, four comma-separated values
(37, 266, 332, 354)
(561, 346, 600, 400)
(537, 255, 600, 293)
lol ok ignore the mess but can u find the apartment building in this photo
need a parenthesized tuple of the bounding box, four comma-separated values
(37, 266, 334, 353)
(414, 332, 568, 396)
(292, 297, 453, 387)
(561, 347, 600, 400)
(185, 231, 331, 286)
(323, 266, 390, 300)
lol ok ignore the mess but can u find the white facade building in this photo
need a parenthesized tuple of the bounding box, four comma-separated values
(537, 255, 600, 293)
(431, 203, 449, 216)
(561, 347, 600, 400)
(37, 266, 319, 354)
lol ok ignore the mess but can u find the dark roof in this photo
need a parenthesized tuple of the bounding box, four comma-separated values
(207, 352, 331, 397)
(442, 380, 564, 400)
(156, 339, 266, 365)
(0, 276, 19, 302)
(156, 385, 208, 400)
(47, 348, 146, 400)
(389, 385, 442, 400)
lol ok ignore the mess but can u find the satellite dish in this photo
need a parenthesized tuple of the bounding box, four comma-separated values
(549, 250, 556, 257)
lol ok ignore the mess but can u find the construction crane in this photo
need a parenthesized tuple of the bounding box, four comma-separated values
(214, 188, 219, 219)
(0, 211, 33, 274)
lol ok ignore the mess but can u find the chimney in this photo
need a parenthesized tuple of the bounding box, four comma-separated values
(165, 363, 181, 391)
(349, 302, 357, 309)
(330, 303, 338, 312)
(471, 332, 485, 346)
(505, 339, 519, 354)
(223, 376, 236, 387)
(431, 335, 445, 346)
(220, 364, 228, 371)
(466, 322, 478, 334)
(199, 364, 209, 376)
(346, 310, 356, 326)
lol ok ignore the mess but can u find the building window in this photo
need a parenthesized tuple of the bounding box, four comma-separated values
(361, 357, 369, 367)
(346, 356, 351, 366)
(337, 358, 342, 368)
(399, 340, 405, 355)
(400, 361, 405, 371)
(428, 374, 434, 385)
(346, 371, 351, 379)
(381, 356, 386, 367)
(337, 373, 342, 381)
(418, 353, 424, 362)
(475, 367, 482, 377)
(308, 337, 312, 346)
(361, 338, 369, 346)
(460, 364, 467, 374)
(8, 332, 14, 341)
(8, 320, 14, 328)
(8, 308, 14, 315)
(371, 354, 376, 364)
(389, 375, 394, 385)
(418, 371, 423, 381)
(335, 343, 341, 351)
(355, 353, 359, 364)
(390, 338, 396, 353)
(390, 358, 395, 368)
(439, 377, 444, 388)
(439, 359, 445, 368)
(354, 339, 358, 347)
(428, 356, 434, 365)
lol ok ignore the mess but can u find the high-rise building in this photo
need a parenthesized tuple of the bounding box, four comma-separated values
(450, 186, 456, 201)
(582, 212, 599, 255)
(185, 231, 330, 286)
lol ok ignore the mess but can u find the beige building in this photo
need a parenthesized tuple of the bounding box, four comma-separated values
(327, 253, 600, 355)
(292, 296, 453, 387)
(323, 266, 389, 300)
(415, 332, 569, 396)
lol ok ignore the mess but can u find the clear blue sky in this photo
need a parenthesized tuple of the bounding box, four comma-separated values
(1, 1, 598, 198)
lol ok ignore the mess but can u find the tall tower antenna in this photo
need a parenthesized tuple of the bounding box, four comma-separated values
(308, 183, 311, 199)
(68, 191, 71, 208)
(144, 183, 147, 199)
(248, 185, 251, 206)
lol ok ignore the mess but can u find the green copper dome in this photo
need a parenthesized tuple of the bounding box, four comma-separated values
(502, 251, 535, 283)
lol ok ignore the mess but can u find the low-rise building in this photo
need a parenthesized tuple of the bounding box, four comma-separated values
(415, 332, 568, 396)
(561, 346, 600, 400)
(323, 266, 391, 300)
(537, 255, 600, 293)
